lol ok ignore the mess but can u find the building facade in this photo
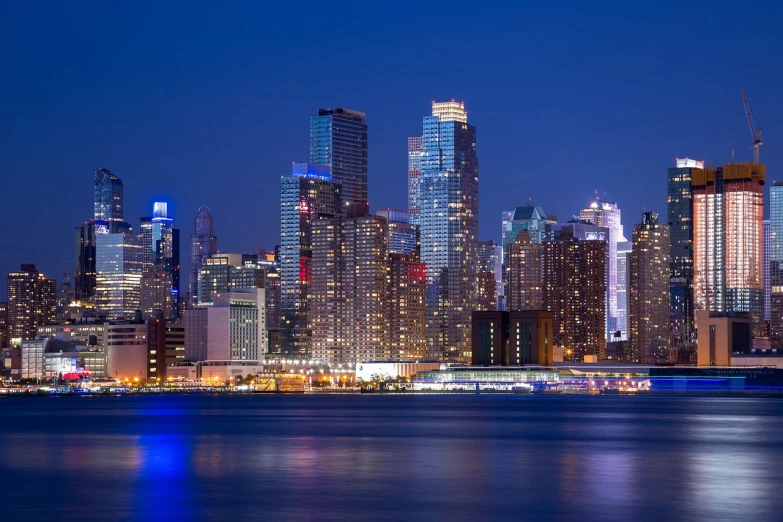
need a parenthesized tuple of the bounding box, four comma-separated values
(7, 264, 56, 342)
(95, 232, 144, 320)
(628, 212, 670, 363)
(507, 231, 543, 311)
(770, 182, 783, 342)
(387, 253, 427, 361)
(189, 205, 218, 308)
(408, 136, 423, 225)
(471, 311, 553, 366)
(419, 101, 479, 362)
(206, 289, 266, 362)
(615, 240, 632, 338)
(94, 167, 130, 234)
(74, 221, 96, 302)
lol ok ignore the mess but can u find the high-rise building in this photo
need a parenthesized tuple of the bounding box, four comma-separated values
(93, 167, 130, 234)
(311, 214, 389, 366)
(477, 240, 501, 311)
(74, 222, 96, 302)
(764, 219, 771, 326)
(206, 289, 266, 362)
(542, 225, 607, 361)
(579, 198, 627, 337)
(138, 203, 181, 319)
(507, 231, 543, 311)
(0, 302, 8, 348)
(501, 205, 555, 309)
(667, 158, 702, 346)
(310, 108, 368, 212)
(376, 209, 418, 255)
(95, 232, 143, 320)
(189, 205, 217, 308)
(387, 253, 427, 361)
(629, 212, 670, 363)
(471, 310, 554, 366)
(279, 163, 342, 356)
(419, 101, 479, 362)
(408, 136, 423, 225)
(55, 274, 75, 323)
(693, 162, 765, 336)
(7, 264, 56, 342)
(197, 253, 266, 304)
(615, 240, 632, 338)
(140, 271, 173, 319)
(769, 182, 783, 341)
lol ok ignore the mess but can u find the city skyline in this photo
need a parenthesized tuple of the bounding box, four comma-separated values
(2, 2, 781, 297)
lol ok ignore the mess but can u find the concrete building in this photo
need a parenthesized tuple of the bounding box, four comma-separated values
(629, 212, 670, 363)
(7, 264, 56, 342)
(696, 310, 753, 367)
(387, 253, 427, 361)
(183, 307, 208, 362)
(147, 317, 185, 381)
(20, 339, 47, 380)
(104, 323, 147, 381)
(407, 136, 423, 225)
(471, 310, 554, 366)
(207, 289, 266, 362)
(37, 323, 104, 347)
(477, 240, 501, 311)
(507, 231, 542, 311)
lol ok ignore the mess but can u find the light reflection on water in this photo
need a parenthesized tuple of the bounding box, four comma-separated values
(1, 395, 782, 521)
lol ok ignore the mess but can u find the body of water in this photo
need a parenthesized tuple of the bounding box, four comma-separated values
(2, 394, 782, 521)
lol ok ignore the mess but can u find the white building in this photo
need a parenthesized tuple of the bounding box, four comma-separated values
(21, 339, 47, 380)
(207, 289, 266, 363)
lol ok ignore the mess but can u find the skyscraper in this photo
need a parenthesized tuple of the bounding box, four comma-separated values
(189, 205, 217, 308)
(408, 136, 423, 225)
(629, 212, 670, 363)
(501, 205, 555, 309)
(615, 240, 632, 337)
(93, 167, 130, 233)
(764, 218, 771, 326)
(387, 253, 427, 361)
(138, 203, 180, 319)
(74, 221, 96, 301)
(95, 232, 143, 320)
(7, 264, 56, 342)
(507, 231, 543, 311)
(769, 182, 783, 341)
(579, 198, 627, 337)
(376, 208, 418, 255)
(667, 158, 702, 346)
(419, 101, 479, 362)
(693, 162, 765, 336)
(543, 225, 607, 361)
(477, 240, 501, 311)
(310, 108, 368, 212)
(279, 163, 342, 356)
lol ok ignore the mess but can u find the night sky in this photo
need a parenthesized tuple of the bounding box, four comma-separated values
(1, 1, 781, 298)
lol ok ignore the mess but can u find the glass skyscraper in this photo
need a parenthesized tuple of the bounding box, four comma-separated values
(419, 101, 479, 362)
(189, 205, 217, 308)
(95, 232, 143, 320)
(407, 136, 423, 225)
(279, 163, 342, 356)
(94, 167, 130, 234)
(310, 108, 367, 213)
(74, 221, 96, 302)
(769, 183, 783, 339)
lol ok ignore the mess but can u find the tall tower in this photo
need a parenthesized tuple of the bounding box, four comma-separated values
(764, 218, 771, 327)
(190, 206, 217, 308)
(95, 232, 144, 320)
(310, 108, 368, 213)
(507, 231, 543, 311)
(629, 212, 670, 363)
(667, 158, 702, 347)
(7, 264, 56, 342)
(769, 183, 783, 340)
(139, 202, 180, 319)
(579, 198, 626, 337)
(93, 167, 130, 233)
(693, 162, 765, 336)
(279, 163, 342, 356)
(419, 101, 479, 362)
(74, 221, 96, 301)
(407, 136, 423, 225)
(477, 240, 501, 311)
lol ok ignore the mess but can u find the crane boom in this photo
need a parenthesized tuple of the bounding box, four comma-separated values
(741, 89, 763, 163)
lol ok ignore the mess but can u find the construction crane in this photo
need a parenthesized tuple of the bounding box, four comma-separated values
(741, 89, 763, 163)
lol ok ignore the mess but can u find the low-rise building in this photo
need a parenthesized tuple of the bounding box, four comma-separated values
(696, 311, 753, 367)
(471, 310, 554, 366)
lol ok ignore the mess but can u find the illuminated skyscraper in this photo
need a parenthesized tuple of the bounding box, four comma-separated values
(93, 167, 130, 234)
(477, 240, 501, 311)
(279, 163, 342, 356)
(764, 218, 771, 325)
(507, 231, 542, 311)
(419, 101, 479, 362)
(7, 264, 56, 342)
(769, 183, 783, 340)
(615, 240, 632, 337)
(667, 158, 702, 346)
(502, 205, 555, 309)
(95, 232, 143, 320)
(542, 225, 607, 361)
(387, 252, 427, 361)
(629, 212, 670, 363)
(579, 198, 626, 337)
(693, 162, 765, 336)
(408, 136, 423, 225)
(376, 209, 418, 255)
(138, 203, 180, 319)
(189, 205, 218, 308)
(310, 108, 367, 212)
(74, 221, 96, 301)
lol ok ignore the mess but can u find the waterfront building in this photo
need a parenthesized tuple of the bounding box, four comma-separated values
(615, 240, 632, 337)
(471, 310, 553, 366)
(95, 232, 144, 320)
(189, 205, 218, 309)
(206, 289, 266, 362)
(693, 162, 765, 336)
(279, 163, 342, 356)
(20, 339, 47, 380)
(310, 107, 367, 212)
(507, 231, 543, 311)
(502, 205, 555, 309)
(103, 322, 147, 381)
(542, 225, 607, 361)
(770, 183, 783, 342)
(183, 307, 208, 362)
(628, 212, 670, 363)
(668, 158, 703, 346)
(37, 323, 105, 347)
(7, 264, 56, 342)
(408, 136, 423, 225)
(579, 198, 627, 338)
(74, 221, 96, 301)
(695, 310, 752, 367)
(419, 101, 479, 362)
(147, 316, 185, 381)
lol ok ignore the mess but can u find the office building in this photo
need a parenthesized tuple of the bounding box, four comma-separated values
(139, 202, 180, 319)
(55, 274, 75, 323)
(387, 253, 427, 361)
(628, 212, 670, 363)
(183, 307, 208, 362)
(764, 219, 771, 326)
(279, 163, 342, 356)
(140, 271, 173, 319)
(693, 162, 765, 336)
(419, 101, 479, 362)
(310, 107, 367, 212)
(93, 167, 130, 234)
(668, 158, 702, 346)
(0, 302, 7, 348)
(376, 208, 418, 255)
(189, 205, 218, 308)
(37, 323, 104, 347)
(95, 232, 144, 320)
(207, 289, 266, 362)
(615, 240, 631, 338)
(147, 317, 185, 381)
(408, 136, 423, 225)
(20, 339, 47, 380)
(502, 205, 555, 309)
(770, 183, 783, 341)
(198, 253, 265, 304)
(104, 322, 147, 381)
(74, 221, 96, 301)
(696, 310, 752, 367)
(477, 240, 501, 311)
(507, 231, 543, 311)
(7, 264, 56, 342)
(471, 310, 553, 366)
(579, 198, 627, 337)
(543, 226, 607, 361)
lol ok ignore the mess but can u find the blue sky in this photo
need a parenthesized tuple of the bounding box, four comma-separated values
(1, 0, 781, 295)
